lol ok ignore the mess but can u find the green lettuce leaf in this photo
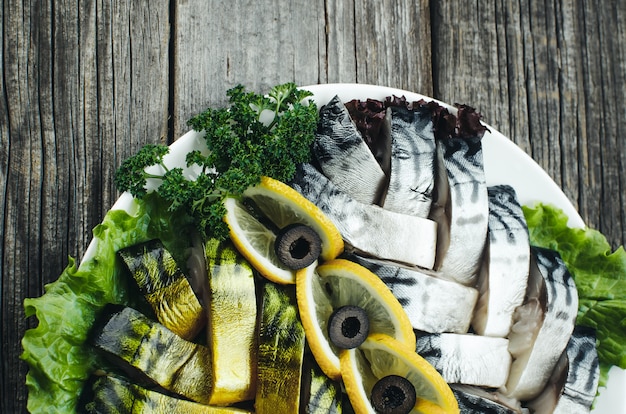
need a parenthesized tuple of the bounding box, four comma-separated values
(523, 203, 626, 386)
(21, 193, 194, 413)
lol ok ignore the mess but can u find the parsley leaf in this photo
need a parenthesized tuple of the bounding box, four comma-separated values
(114, 83, 317, 239)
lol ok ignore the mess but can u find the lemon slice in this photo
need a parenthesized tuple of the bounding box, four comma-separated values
(296, 258, 416, 380)
(341, 333, 459, 414)
(224, 176, 343, 284)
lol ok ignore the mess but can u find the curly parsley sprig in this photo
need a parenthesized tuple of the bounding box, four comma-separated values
(114, 83, 318, 240)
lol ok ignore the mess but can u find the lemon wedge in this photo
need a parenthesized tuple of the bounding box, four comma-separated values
(340, 333, 459, 414)
(296, 258, 416, 380)
(224, 176, 343, 284)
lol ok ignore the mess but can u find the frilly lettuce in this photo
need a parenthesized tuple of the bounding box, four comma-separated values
(523, 203, 626, 386)
(21, 194, 193, 413)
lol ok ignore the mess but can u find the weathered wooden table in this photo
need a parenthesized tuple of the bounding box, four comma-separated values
(2, 1, 625, 412)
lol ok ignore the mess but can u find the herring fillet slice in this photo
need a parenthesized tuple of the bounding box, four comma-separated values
(503, 247, 578, 401)
(415, 332, 511, 388)
(313, 95, 387, 205)
(527, 326, 600, 414)
(451, 385, 525, 414)
(348, 254, 478, 333)
(382, 105, 436, 218)
(290, 163, 437, 269)
(472, 185, 530, 337)
(430, 136, 489, 286)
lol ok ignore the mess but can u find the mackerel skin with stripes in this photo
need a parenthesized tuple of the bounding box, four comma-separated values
(88, 305, 214, 405)
(290, 163, 437, 269)
(527, 326, 600, 414)
(347, 254, 477, 333)
(472, 185, 530, 337)
(430, 136, 489, 286)
(382, 105, 436, 218)
(117, 239, 205, 341)
(504, 247, 579, 401)
(450, 385, 522, 414)
(414, 332, 511, 388)
(313, 95, 387, 205)
(301, 357, 344, 413)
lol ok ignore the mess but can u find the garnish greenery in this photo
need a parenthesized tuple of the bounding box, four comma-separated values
(114, 83, 318, 240)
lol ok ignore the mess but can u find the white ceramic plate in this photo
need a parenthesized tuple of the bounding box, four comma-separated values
(84, 83, 624, 412)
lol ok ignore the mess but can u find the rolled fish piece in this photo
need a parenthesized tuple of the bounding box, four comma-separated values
(313, 95, 387, 205)
(382, 105, 436, 218)
(430, 135, 489, 286)
(504, 247, 579, 401)
(472, 185, 531, 337)
(348, 254, 478, 334)
(526, 326, 600, 414)
(300, 356, 344, 414)
(290, 163, 437, 270)
(451, 384, 525, 414)
(415, 332, 511, 389)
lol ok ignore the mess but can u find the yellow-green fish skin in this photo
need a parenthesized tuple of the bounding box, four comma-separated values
(204, 238, 258, 405)
(255, 282, 305, 414)
(89, 306, 213, 405)
(84, 374, 253, 414)
(118, 240, 205, 340)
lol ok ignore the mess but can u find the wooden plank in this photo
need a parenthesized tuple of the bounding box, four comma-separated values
(575, 1, 626, 247)
(172, 0, 432, 135)
(172, 0, 326, 138)
(431, 0, 625, 248)
(2, 1, 170, 412)
(2, 1, 52, 411)
(353, 0, 433, 95)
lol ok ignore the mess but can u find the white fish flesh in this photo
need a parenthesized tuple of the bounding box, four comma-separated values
(472, 185, 530, 337)
(313, 95, 387, 205)
(290, 163, 437, 269)
(429, 136, 489, 286)
(382, 105, 436, 218)
(451, 385, 527, 414)
(414, 332, 511, 388)
(504, 247, 578, 401)
(526, 326, 599, 414)
(348, 254, 478, 333)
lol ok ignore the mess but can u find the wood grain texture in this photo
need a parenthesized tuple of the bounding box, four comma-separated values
(172, 0, 326, 138)
(2, 1, 169, 412)
(431, 0, 626, 247)
(3, 1, 625, 412)
(353, 0, 433, 95)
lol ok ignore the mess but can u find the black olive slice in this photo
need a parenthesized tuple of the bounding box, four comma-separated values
(274, 223, 322, 270)
(327, 305, 370, 349)
(370, 375, 417, 414)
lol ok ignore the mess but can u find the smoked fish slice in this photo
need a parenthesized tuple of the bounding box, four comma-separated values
(88, 305, 213, 405)
(472, 185, 531, 337)
(118, 239, 205, 341)
(313, 95, 387, 205)
(382, 105, 436, 218)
